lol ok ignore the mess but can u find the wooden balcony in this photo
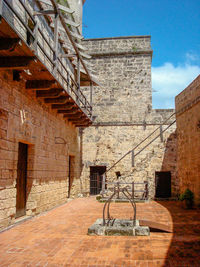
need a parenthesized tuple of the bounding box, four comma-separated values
(0, 0, 96, 127)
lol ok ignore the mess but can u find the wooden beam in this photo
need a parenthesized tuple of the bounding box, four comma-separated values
(36, 88, 63, 98)
(0, 57, 35, 69)
(26, 80, 55, 89)
(57, 107, 79, 114)
(44, 95, 71, 104)
(0, 38, 20, 51)
(80, 80, 90, 86)
(64, 113, 83, 119)
(51, 103, 75, 109)
(61, 109, 80, 115)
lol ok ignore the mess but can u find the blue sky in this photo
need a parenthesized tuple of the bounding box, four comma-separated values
(83, 0, 200, 109)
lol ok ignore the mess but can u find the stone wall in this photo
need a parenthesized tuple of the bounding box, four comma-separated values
(80, 36, 178, 198)
(0, 71, 81, 230)
(175, 75, 200, 205)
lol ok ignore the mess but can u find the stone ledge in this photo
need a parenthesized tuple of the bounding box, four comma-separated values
(89, 50, 153, 58)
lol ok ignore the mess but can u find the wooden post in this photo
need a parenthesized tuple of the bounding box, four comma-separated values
(32, 22, 38, 54)
(160, 125, 163, 142)
(76, 56, 80, 104)
(53, 12, 59, 74)
(131, 150, 135, 167)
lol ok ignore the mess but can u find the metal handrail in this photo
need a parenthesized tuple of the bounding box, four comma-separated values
(105, 112, 176, 174)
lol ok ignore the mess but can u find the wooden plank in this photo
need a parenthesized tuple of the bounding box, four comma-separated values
(44, 95, 70, 104)
(26, 80, 55, 89)
(70, 31, 84, 40)
(33, 10, 55, 15)
(75, 42, 87, 51)
(0, 56, 35, 69)
(39, 0, 74, 14)
(36, 88, 63, 98)
(79, 51, 92, 59)
(0, 38, 20, 51)
(64, 19, 80, 28)
(139, 219, 173, 233)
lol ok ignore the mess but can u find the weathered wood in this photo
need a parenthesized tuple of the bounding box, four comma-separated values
(39, 0, 74, 14)
(44, 95, 70, 104)
(53, 12, 59, 71)
(26, 80, 55, 89)
(139, 219, 173, 233)
(0, 38, 20, 51)
(51, 103, 75, 109)
(33, 10, 55, 16)
(36, 88, 63, 98)
(0, 56, 35, 69)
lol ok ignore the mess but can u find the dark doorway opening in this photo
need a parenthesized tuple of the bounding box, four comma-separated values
(68, 155, 75, 198)
(155, 171, 171, 198)
(16, 142, 28, 218)
(90, 166, 106, 195)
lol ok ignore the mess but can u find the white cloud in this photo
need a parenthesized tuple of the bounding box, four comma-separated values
(152, 61, 200, 109)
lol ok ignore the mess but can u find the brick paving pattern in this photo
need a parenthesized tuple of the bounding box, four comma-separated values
(0, 197, 200, 267)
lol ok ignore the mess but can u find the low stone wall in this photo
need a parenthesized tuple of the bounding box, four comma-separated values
(175, 74, 200, 205)
(0, 71, 81, 230)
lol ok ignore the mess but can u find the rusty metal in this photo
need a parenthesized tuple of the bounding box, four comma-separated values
(102, 185, 136, 227)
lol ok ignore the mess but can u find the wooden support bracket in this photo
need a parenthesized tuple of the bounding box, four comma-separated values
(51, 103, 75, 109)
(0, 38, 20, 51)
(44, 95, 70, 104)
(26, 80, 55, 89)
(36, 88, 63, 98)
(0, 56, 35, 69)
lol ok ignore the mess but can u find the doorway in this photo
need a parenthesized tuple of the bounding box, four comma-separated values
(16, 142, 28, 218)
(90, 166, 106, 195)
(68, 155, 75, 198)
(155, 171, 171, 198)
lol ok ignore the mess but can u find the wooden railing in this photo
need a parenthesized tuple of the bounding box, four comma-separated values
(1, 0, 92, 118)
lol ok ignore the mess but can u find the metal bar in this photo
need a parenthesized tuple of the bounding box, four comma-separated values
(90, 82, 93, 107)
(53, 12, 59, 73)
(132, 182, 134, 199)
(131, 149, 134, 167)
(160, 125, 163, 142)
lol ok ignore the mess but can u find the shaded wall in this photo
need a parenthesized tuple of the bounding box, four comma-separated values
(175, 74, 200, 205)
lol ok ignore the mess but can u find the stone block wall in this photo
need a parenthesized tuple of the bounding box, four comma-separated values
(0, 71, 81, 230)
(175, 74, 200, 205)
(80, 36, 178, 198)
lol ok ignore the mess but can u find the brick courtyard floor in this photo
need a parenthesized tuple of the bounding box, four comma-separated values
(0, 197, 200, 267)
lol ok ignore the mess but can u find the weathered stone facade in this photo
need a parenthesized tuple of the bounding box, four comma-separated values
(0, 71, 82, 230)
(80, 36, 177, 198)
(175, 75, 200, 205)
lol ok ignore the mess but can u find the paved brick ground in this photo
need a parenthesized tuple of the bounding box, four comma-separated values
(0, 197, 200, 267)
